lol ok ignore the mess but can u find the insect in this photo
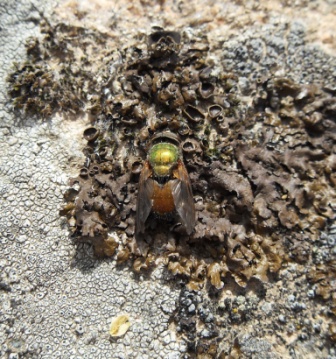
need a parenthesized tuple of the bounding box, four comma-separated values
(136, 131, 196, 236)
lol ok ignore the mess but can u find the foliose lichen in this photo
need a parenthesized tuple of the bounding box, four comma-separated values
(8, 21, 335, 295)
(6, 16, 336, 357)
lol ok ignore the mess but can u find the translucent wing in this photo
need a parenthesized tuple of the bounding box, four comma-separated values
(171, 160, 196, 234)
(135, 161, 154, 235)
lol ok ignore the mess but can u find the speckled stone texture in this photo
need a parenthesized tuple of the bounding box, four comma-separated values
(1, 1, 336, 358)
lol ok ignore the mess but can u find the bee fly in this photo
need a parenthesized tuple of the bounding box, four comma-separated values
(136, 131, 196, 236)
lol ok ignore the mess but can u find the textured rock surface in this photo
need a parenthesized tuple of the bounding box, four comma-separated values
(1, 0, 336, 358)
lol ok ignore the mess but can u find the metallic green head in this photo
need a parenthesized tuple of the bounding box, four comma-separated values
(149, 142, 179, 177)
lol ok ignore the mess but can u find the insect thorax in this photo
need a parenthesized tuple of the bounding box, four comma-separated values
(149, 142, 179, 177)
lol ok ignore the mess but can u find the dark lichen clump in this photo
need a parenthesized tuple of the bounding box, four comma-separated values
(8, 21, 336, 316)
(7, 21, 107, 118)
(63, 30, 335, 290)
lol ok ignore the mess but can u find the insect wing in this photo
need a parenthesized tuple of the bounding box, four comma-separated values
(171, 160, 196, 234)
(136, 161, 154, 235)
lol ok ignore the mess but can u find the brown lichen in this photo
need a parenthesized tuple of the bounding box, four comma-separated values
(7, 21, 109, 119)
(59, 31, 335, 289)
(7, 20, 335, 294)
(56, 28, 335, 292)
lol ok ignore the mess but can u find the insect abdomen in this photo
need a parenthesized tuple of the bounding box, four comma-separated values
(152, 181, 175, 215)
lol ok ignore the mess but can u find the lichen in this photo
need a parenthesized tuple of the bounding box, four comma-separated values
(7, 20, 335, 295)
(59, 27, 336, 296)
(6, 14, 336, 357)
(7, 20, 108, 119)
